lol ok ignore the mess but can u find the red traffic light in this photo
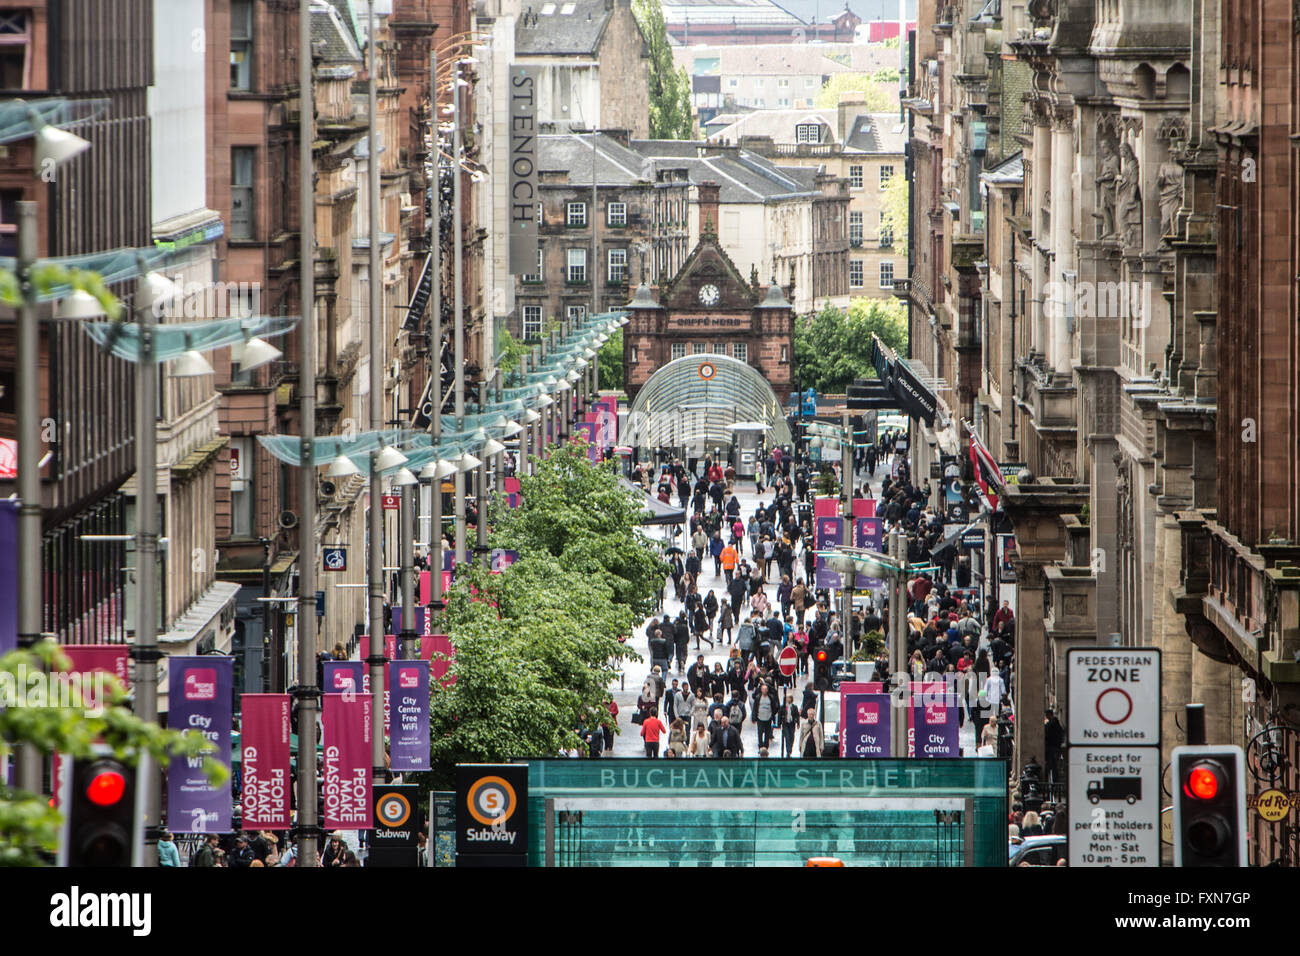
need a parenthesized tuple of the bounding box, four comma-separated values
(86, 769, 127, 806)
(1185, 764, 1220, 801)
(815, 649, 828, 662)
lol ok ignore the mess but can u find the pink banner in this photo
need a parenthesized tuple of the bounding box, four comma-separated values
(852, 497, 877, 518)
(358, 634, 398, 662)
(322, 693, 372, 830)
(814, 497, 839, 519)
(426, 634, 455, 687)
(52, 645, 131, 808)
(240, 694, 292, 829)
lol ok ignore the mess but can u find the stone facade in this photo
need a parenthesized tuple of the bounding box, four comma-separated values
(623, 188, 794, 402)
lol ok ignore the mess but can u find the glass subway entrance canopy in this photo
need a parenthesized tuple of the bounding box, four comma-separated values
(627, 353, 792, 452)
(522, 759, 1008, 867)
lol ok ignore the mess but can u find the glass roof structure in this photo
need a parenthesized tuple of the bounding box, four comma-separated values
(628, 353, 791, 450)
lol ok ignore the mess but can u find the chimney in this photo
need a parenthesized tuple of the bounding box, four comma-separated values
(837, 90, 867, 143)
(698, 181, 720, 237)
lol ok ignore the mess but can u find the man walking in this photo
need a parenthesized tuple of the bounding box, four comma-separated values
(640, 707, 665, 758)
(779, 693, 801, 757)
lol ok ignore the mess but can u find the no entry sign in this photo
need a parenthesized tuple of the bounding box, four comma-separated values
(778, 644, 798, 677)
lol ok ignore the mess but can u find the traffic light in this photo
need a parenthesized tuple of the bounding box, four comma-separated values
(1172, 745, 1246, 867)
(813, 648, 831, 691)
(59, 751, 140, 866)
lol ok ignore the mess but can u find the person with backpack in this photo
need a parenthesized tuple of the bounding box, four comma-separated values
(725, 690, 747, 737)
(190, 833, 220, 867)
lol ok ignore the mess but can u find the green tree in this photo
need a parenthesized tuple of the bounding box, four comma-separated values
(0, 642, 226, 866)
(880, 170, 910, 253)
(814, 74, 895, 111)
(633, 0, 692, 139)
(495, 326, 530, 376)
(407, 442, 662, 788)
(793, 297, 907, 394)
(597, 328, 624, 392)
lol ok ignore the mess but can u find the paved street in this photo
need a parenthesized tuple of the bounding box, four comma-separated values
(603, 460, 975, 759)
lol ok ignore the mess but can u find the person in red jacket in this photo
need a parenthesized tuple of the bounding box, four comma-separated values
(640, 707, 665, 758)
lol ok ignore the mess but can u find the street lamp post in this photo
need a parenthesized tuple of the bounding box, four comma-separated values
(451, 57, 467, 568)
(366, 0, 388, 783)
(295, 0, 321, 868)
(840, 410, 854, 656)
(889, 529, 910, 759)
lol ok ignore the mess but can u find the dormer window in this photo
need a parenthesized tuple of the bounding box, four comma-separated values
(796, 123, 820, 144)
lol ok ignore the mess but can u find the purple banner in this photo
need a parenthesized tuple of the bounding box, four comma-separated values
(240, 694, 292, 829)
(910, 698, 961, 757)
(814, 516, 845, 589)
(167, 656, 233, 833)
(0, 500, 16, 655)
(841, 693, 892, 758)
(853, 516, 886, 589)
(489, 549, 518, 573)
(387, 660, 430, 772)
(324, 660, 367, 697)
(322, 693, 373, 829)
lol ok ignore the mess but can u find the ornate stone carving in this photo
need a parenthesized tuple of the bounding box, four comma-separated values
(1156, 115, 1188, 143)
(1157, 161, 1184, 238)
(1117, 141, 1142, 249)
(1095, 125, 1120, 239)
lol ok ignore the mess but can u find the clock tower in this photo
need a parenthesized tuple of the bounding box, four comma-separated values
(623, 182, 795, 403)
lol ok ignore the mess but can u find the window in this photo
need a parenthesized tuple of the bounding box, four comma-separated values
(0, 189, 18, 258)
(728, 78, 738, 89)
(231, 147, 255, 239)
(777, 78, 790, 89)
(879, 211, 893, 247)
(780, 345, 788, 362)
(0, 11, 31, 90)
(849, 165, 864, 189)
(879, 165, 895, 189)
(849, 210, 863, 245)
(229, 437, 255, 538)
(522, 305, 544, 340)
(850, 259, 864, 288)
(777, 98, 790, 108)
(230, 0, 253, 91)
(607, 248, 627, 284)
(523, 247, 544, 283)
(804, 77, 816, 88)
(567, 305, 587, 322)
(879, 261, 895, 289)
(607, 201, 627, 226)
(630, 345, 638, 364)
(753, 98, 765, 108)
(713, 343, 727, 355)
(567, 248, 587, 283)
(670, 343, 687, 361)
(566, 202, 586, 227)
(733, 342, 748, 363)
(753, 78, 765, 89)
(692, 343, 706, 355)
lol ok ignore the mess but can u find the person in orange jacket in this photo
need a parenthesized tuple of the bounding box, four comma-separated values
(719, 541, 738, 583)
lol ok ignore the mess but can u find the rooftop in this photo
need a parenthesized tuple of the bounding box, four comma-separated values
(516, 0, 619, 55)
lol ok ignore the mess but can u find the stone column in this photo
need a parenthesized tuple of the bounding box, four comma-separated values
(1051, 114, 1075, 375)
(1010, 559, 1047, 774)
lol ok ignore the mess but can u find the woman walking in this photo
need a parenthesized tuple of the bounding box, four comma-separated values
(717, 599, 735, 645)
(703, 589, 719, 638)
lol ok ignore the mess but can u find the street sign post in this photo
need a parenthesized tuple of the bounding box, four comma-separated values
(1066, 648, 1161, 867)
(778, 644, 797, 678)
(1067, 649, 1161, 745)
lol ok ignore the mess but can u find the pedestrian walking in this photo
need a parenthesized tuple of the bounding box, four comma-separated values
(640, 707, 665, 758)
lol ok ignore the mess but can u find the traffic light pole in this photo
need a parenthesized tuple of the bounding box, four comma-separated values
(840, 410, 854, 658)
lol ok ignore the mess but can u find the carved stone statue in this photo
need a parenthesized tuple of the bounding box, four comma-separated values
(1157, 162, 1184, 238)
(1116, 142, 1142, 248)
(1095, 133, 1119, 238)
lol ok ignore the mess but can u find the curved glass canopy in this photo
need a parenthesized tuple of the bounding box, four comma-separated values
(628, 353, 791, 451)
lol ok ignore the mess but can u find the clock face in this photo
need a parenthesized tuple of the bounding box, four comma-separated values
(698, 283, 720, 306)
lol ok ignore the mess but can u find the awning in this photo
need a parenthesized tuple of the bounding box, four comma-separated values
(160, 580, 241, 647)
(620, 476, 686, 526)
(930, 519, 985, 557)
(870, 335, 938, 428)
